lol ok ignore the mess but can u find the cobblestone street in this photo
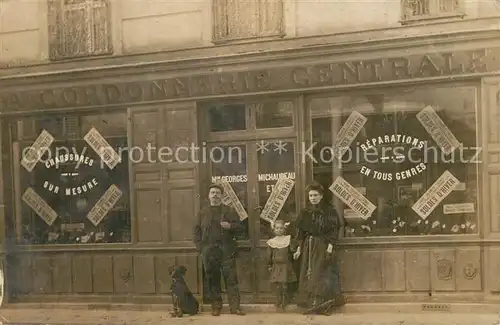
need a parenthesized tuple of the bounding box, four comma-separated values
(0, 307, 499, 325)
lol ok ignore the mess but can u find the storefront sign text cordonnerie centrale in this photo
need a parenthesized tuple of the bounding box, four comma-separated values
(0, 48, 498, 112)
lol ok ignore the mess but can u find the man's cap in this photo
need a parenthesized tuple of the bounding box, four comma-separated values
(208, 183, 224, 194)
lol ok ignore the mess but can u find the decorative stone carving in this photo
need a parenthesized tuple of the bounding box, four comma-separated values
(119, 269, 132, 283)
(463, 263, 477, 280)
(437, 259, 453, 280)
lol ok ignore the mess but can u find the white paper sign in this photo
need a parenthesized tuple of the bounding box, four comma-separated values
(334, 111, 367, 158)
(61, 223, 85, 232)
(443, 203, 475, 214)
(84, 127, 121, 170)
(453, 182, 466, 191)
(20, 130, 54, 172)
(329, 176, 376, 220)
(355, 187, 367, 195)
(412, 170, 459, 219)
(343, 208, 363, 219)
(217, 180, 248, 221)
(22, 187, 58, 226)
(416, 106, 461, 154)
(260, 178, 295, 223)
(87, 184, 123, 226)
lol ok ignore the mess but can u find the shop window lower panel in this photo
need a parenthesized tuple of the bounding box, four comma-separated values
(338, 245, 482, 299)
(11, 251, 201, 302)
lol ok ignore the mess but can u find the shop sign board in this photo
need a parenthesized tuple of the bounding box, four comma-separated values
(443, 203, 475, 214)
(217, 180, 248, 221)
(20, 129, 54, 172)
(1, 48, 494, 113)
(416, 105, 461, 154)
(329, 176, 376, 220)
(84, 127, 121, 170)
(86, 184, 123, 226)
(260, 178, 295, 223)
(22, 187, 58, 226)
(411, 170, 459, 219)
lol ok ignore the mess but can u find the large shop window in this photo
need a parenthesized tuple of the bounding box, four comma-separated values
(310, 85, 478, 237)
(14, 113, 130, 245)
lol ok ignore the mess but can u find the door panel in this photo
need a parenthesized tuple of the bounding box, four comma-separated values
(136, 188, 162, 243)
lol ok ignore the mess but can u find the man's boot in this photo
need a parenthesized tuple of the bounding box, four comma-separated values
(230, 308, 246, 316)
(211, 302, 222, 316)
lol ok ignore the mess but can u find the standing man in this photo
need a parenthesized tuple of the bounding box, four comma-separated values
(193, 184, 245, 316)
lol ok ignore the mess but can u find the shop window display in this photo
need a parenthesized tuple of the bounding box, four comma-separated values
(15, 113, 131, 244)
(310, 85, 478, 237)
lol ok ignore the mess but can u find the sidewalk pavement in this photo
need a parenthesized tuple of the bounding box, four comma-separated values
(0, 307, 499, 325)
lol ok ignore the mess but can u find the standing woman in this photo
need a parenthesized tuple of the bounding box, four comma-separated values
(293, 183, 345, 315)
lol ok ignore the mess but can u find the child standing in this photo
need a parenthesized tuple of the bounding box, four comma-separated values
(266, 220, 297, 312)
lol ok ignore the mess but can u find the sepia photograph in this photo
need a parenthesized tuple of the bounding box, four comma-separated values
(0, 0, 497, 324)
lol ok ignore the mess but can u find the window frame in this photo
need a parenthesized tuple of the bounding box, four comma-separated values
(200, 96, 297, 142)
(305, 80, 482, 244)
(198, 96, 303, 247)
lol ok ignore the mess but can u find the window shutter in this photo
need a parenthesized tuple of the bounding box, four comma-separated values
(213, 0, 284, 42)
(47, 0, 64, 60)
(47, 0, 112, 60)
(91, 0, 112, 54)
(62, 0, 89, 58)
(213, 0, 229, 40)
(226, 0, 259, 39)
(259, 0, 284, 37)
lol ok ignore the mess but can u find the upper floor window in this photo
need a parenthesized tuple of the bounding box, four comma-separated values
(401, 0, 464, 22)
(212, 0, 284, 43)
(48, 0, 113, 60)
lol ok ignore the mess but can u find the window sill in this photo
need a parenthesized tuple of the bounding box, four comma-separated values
(212, 33, 286, 46)
(400, 13, 466, 26)
(338, 233, 480, 247)
(48, 50, 114, 63)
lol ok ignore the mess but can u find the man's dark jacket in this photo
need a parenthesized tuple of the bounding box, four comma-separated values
(193, 204, 243, 257)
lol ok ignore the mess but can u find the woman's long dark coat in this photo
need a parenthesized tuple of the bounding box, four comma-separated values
(294, 202, 344, 308)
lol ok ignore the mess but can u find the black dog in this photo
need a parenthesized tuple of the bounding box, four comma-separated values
(169, 265, 199, 317)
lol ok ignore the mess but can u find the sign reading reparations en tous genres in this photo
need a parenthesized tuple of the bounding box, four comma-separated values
(0, 49, 496, 112)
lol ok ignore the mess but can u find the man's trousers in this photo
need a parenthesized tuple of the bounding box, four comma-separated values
(202, 246, 241, 312)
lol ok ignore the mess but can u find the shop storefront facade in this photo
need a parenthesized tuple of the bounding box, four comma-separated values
(2, 23, 500, 306)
